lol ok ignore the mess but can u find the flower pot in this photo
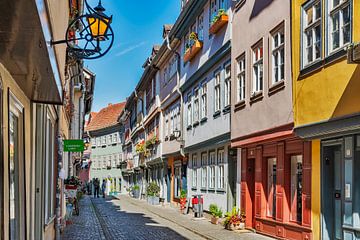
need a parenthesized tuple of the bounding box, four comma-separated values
(209, 14, 229, 35)
(239, 222, 245, 229)
(132, 189, 140, 199)
(147, 196, 160, 205)
(211, 216, 219, 225)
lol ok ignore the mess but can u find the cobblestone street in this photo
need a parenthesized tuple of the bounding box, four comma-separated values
(61, 195, 273, 240)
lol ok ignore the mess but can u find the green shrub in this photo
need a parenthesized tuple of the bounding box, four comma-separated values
(133, 185, 140, 191)
(209, 204, 223, 218)
(147, 182, 160, 197)
(180, 189, 187, 199)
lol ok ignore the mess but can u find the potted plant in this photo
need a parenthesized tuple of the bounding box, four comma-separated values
(223, 207, 246, 231)
(209, 204, 223, 224)
(64, 176, 81, 189)
(146, 182, 160, 205)
(179, 190, 187, 213)
(132, 185, 140, 199)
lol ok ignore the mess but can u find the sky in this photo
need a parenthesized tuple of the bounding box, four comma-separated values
(85, 0, 180, 112)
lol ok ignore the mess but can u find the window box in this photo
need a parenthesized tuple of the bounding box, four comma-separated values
(209, 14, 229, 35)
(184, 39, 203, 63)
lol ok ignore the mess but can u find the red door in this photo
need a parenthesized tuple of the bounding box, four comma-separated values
(247, 158, 255, 228)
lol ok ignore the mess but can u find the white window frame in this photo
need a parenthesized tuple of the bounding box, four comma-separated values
(252, 42, 264, 93)
(194, 88, 199, 123)
(271, 25, 285, 85)
(209, 151, 216, 189)
(198, 12, 204, 41)
(201, 152, 207, 188)
(192, 154, 197, 188)
(224, 64, 231, 107)
(201, 82, 207, 119)
(214, 71, 221, 112)
(237, 55, 246, 102)
(217, 149, 225, 189)
(108, 135, 112, 145)
(327, 0, 351, 54)
(302, 0, 322, 68)
(187, 93, 192, 127)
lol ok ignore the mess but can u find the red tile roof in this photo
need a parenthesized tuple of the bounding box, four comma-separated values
(86, 102, 125, 132)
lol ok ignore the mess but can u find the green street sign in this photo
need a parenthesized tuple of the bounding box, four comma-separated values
(63, 140, 84, 152)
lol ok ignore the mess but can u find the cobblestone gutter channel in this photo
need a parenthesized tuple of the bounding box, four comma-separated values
(90, 198, 111, 240)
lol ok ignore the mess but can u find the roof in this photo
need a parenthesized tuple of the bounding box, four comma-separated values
(86, 102, 125, 132)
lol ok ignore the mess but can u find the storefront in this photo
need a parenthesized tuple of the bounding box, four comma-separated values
(296, 114, 360, 240)
(235, 131, 312, 239)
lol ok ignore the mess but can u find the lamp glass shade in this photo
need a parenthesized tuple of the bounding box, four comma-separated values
(87, 15, 109, 40)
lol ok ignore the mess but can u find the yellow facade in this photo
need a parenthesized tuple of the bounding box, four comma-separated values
(292, 1, 360, 240)
(292, 0, 360, 127)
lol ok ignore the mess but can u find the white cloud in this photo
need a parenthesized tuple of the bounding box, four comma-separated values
(115, 41, 147, 56)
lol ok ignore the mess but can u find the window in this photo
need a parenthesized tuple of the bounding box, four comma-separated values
(201, 152, 207, 188)
(108, 156, 112, 168)
(192, 154, 198, 188)
(328, 0, 351, 53)
(103, 157, 107, 168)
(291, 155, 303, 223)
(187, 93, 192, 127)
(217, 149, 225, 189)
(201, 83, 207, 119)
(194, 88, 199, 123)
(98, 158, 102, 169)
(209, 151, 216, 189)
(113, 133, 118, 143)
(210, 0, 218, 26)
(170, 110, 174, 133)
(113, 155, 117, 167)
(9, 93, 25, 240)
(165, 114, 169, 138)
(176, 106, 181, 131)
(219, 0, 227, 10)
(214, 72, 221, 112)
(108, 135, 112, 145)
(91, 138, 96, 146)
(237, 55, 246, 102)
(198, 13, 204, 41)
(252, 42, 263, 93)
(224, 64, 231, 107)
(102, 136, 106, 145)
(96, 138, 100, 147)
(267, 158, 277, 218)
(272, 27, 285, 84)
(302, 0, 321, 67)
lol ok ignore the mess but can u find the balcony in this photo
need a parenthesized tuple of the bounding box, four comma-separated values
(184, 33, 203, 63)
(209, 12, 229, 35)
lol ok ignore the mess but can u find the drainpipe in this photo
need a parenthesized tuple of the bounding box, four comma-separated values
(166, 36, 185, 158)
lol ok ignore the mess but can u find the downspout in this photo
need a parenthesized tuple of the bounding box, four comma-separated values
(166, 36, 185, 158)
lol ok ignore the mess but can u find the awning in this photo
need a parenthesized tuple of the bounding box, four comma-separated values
(295, 114, 360, 140)
(0, 0, 62, 104)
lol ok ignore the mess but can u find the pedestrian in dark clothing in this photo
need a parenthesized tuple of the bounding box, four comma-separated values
(93, 178, 100, 198)
(102, 180, 106, 198)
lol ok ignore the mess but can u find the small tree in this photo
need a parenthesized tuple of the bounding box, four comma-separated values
(147, 182, 160, 197)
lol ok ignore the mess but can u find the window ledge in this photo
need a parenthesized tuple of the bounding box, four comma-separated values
(200, 188, 207, 192)
(187, 125, 192, 131)
(268, 80, 285, 96)
(207, 188, 216, 192)
(222, 105, 231, 114)
(216, 189, 226, 193)
(213, 111, 221, 119)
(299, 49, 346, 79)
(250, 92, 263, 105)
(193, 121, 200, 127)
(191, 187, 197, 191)
(234, 100, 246, 112)
(200, 117, 208, 124)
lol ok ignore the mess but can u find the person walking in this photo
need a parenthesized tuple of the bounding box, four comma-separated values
(93, 178, 100, 198)
(101, 179, 106, 198)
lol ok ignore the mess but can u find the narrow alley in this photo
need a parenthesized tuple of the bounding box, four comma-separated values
(61, 195, 272, 240)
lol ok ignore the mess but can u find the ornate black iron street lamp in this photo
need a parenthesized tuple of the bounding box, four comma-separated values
(51, 0, 114, 60)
